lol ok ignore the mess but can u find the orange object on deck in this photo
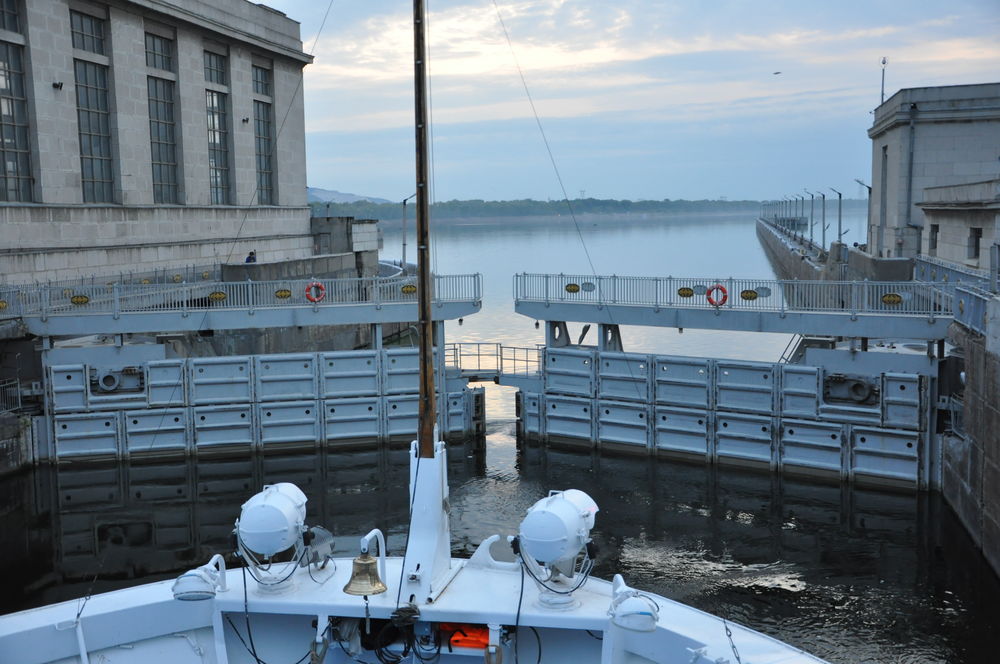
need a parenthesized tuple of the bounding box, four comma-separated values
(438, 622, 490, 649)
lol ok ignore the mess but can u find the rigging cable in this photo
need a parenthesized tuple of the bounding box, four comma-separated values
(489, 0, 647, 401)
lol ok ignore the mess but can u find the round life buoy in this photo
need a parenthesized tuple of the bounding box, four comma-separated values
(706, 284, 728, 307)
(305, 281, 326, 303)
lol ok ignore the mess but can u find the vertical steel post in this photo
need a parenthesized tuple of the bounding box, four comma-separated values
(413, 0, 435, 457)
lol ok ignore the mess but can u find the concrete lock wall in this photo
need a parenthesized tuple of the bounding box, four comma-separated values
(946, 323, 1000, 575)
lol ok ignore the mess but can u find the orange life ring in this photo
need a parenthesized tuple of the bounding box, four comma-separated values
(706, 284, 728, 307)
(305, 281, 326, 303)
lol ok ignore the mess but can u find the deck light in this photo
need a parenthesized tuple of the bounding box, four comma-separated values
(172, 554, 227, 601)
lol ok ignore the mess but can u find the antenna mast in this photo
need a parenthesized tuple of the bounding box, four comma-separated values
(413, 0, 435, 459)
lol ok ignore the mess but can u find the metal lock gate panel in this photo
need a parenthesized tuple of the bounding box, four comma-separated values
(255, 354, 318, 401)
(54, 411, 121, 457)
(818, 402, 882, 427)
(128, 463, 192, 502)
(598, 352, 651, 403)
(384, 394, 419, 439)
(384, 349, 420, 395)
(596, 400, 649, 448)
(445, 392, 468, 434)
(192, 405, 253, 449)
(522, 393, 543, 436)
(716, 361, 776, 415)
(86, 368, 147, 411)
(258, 401, 320, 448)
(321, 351, 379, 398)
(189, 357, 253, 405)
(882, 373, 923, 431)
(147, 360, 185, 407)
(653, 356, 711, 408)
(50, 364, 88, 412)
(543, 348, 595, 397)
(715, 412, 773, 465)
(124, 408, 188, 454)
(781, 365, 820, 419)
(851, 427, 920, 485)
(324, 397, 381, 442)
(544, 395, 594, 441)
(780, 419, 842, 474)
(653, 406, 709, 456)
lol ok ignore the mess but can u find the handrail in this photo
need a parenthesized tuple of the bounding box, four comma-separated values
(514, 273, 951, 318)
(0, 274, 482, 321)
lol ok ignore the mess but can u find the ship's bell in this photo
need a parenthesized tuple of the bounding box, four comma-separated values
(343, 552, 387, 596)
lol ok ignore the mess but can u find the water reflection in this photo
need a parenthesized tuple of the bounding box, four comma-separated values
(5, 424, 998, 663)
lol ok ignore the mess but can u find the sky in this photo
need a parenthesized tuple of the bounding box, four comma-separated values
(260, 0, 1000, 202)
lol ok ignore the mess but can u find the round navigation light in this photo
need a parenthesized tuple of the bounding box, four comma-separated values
(519, 489, 598, 564)
(237, 483, 307, 556)
(172, 554, 227, 601)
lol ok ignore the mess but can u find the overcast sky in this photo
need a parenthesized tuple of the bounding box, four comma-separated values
(261, 0, 1000, 202)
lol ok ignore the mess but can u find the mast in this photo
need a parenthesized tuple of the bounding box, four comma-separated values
(413, 0, 435, 459)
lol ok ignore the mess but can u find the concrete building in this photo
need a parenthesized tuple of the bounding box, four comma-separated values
(918, 178, 999, 279)
(866, 83, 1000, 259)
(0, 0, 313, 284)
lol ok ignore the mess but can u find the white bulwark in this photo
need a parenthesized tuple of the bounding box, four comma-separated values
(0, 0, 312, 283)
(866, 82, 1000, 259)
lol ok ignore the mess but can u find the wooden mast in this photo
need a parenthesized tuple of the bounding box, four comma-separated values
(413, 0, 435, 459)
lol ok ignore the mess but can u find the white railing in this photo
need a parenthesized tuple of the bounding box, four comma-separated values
(0, 274, 481, 320)
(0, 378, 20, 414)
(914, 255, 994, 293)
(515, 273, 950, 317)
(443, 343, 542, 378)
(445, 343, 501, 374)
(500, 345, 542, 377)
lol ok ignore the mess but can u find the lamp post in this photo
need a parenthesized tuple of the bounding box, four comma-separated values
(855, 178, 872, 250)
(819, 190, 827, 250)
(804, 190, 815, 246)
(401, 192, 417, 267)
(830, 187, 843, 245)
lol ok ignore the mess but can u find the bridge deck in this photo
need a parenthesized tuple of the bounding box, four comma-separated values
(514, 274, 952, 339)
(0, 275, 481, 336)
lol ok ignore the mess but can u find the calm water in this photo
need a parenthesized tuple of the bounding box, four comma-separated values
(4, 212, 999, 663)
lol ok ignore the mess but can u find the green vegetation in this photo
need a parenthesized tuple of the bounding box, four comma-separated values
(311, 197, 768, 222)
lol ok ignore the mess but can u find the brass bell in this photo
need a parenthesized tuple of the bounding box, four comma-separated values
(343, 552, 387, 596)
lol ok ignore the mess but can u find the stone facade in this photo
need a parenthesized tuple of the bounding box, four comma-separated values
(867, 83, 1000, 259)
(1, 0, 312, 284)
(918, 179, 1000, 275)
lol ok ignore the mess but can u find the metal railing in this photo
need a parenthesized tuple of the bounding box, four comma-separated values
(914, 255, 994, 293)
(501, 345, 542, 376)
(0, 274, 481, 320)
(954, 285, 992, 335)
(515, 273, 950, 318)
(0, 378, 20, 414)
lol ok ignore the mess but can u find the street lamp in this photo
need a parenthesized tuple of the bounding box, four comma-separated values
(830, 188, 843, 246)
(818, 190, 827, 250)
(804, 189, 815, 246)
(855, 178, 873, 251)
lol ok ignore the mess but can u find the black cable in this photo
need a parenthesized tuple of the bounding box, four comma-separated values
(243, 566, 265, 664)
(585, 630, 603, 641)
(395, 452, 422, 608)
(514, 562, 524, 664)
(519, 552, 593, 595)
(529, 626, 541, 664)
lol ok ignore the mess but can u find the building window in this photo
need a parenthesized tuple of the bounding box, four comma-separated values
(0, 41, 31, 201)
(206, 90, 229, 204)
(70, 10, 106, 55)
(147, 77, 177, 204)
(145, 33, 173, 72)
(928, 224, 939, 257)
(252, 65, 271, 96)
(74, 59, 114, 202)
(203, 50, 227, 85)
(254, 100, 273, 205)
(968, 227, 983, 260)
(0, 0, 20, 33)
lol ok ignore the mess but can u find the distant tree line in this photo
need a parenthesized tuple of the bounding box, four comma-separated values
(311, 197, 776, 222)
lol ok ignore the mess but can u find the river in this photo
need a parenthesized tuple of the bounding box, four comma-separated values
(2, 211, 998, 663)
